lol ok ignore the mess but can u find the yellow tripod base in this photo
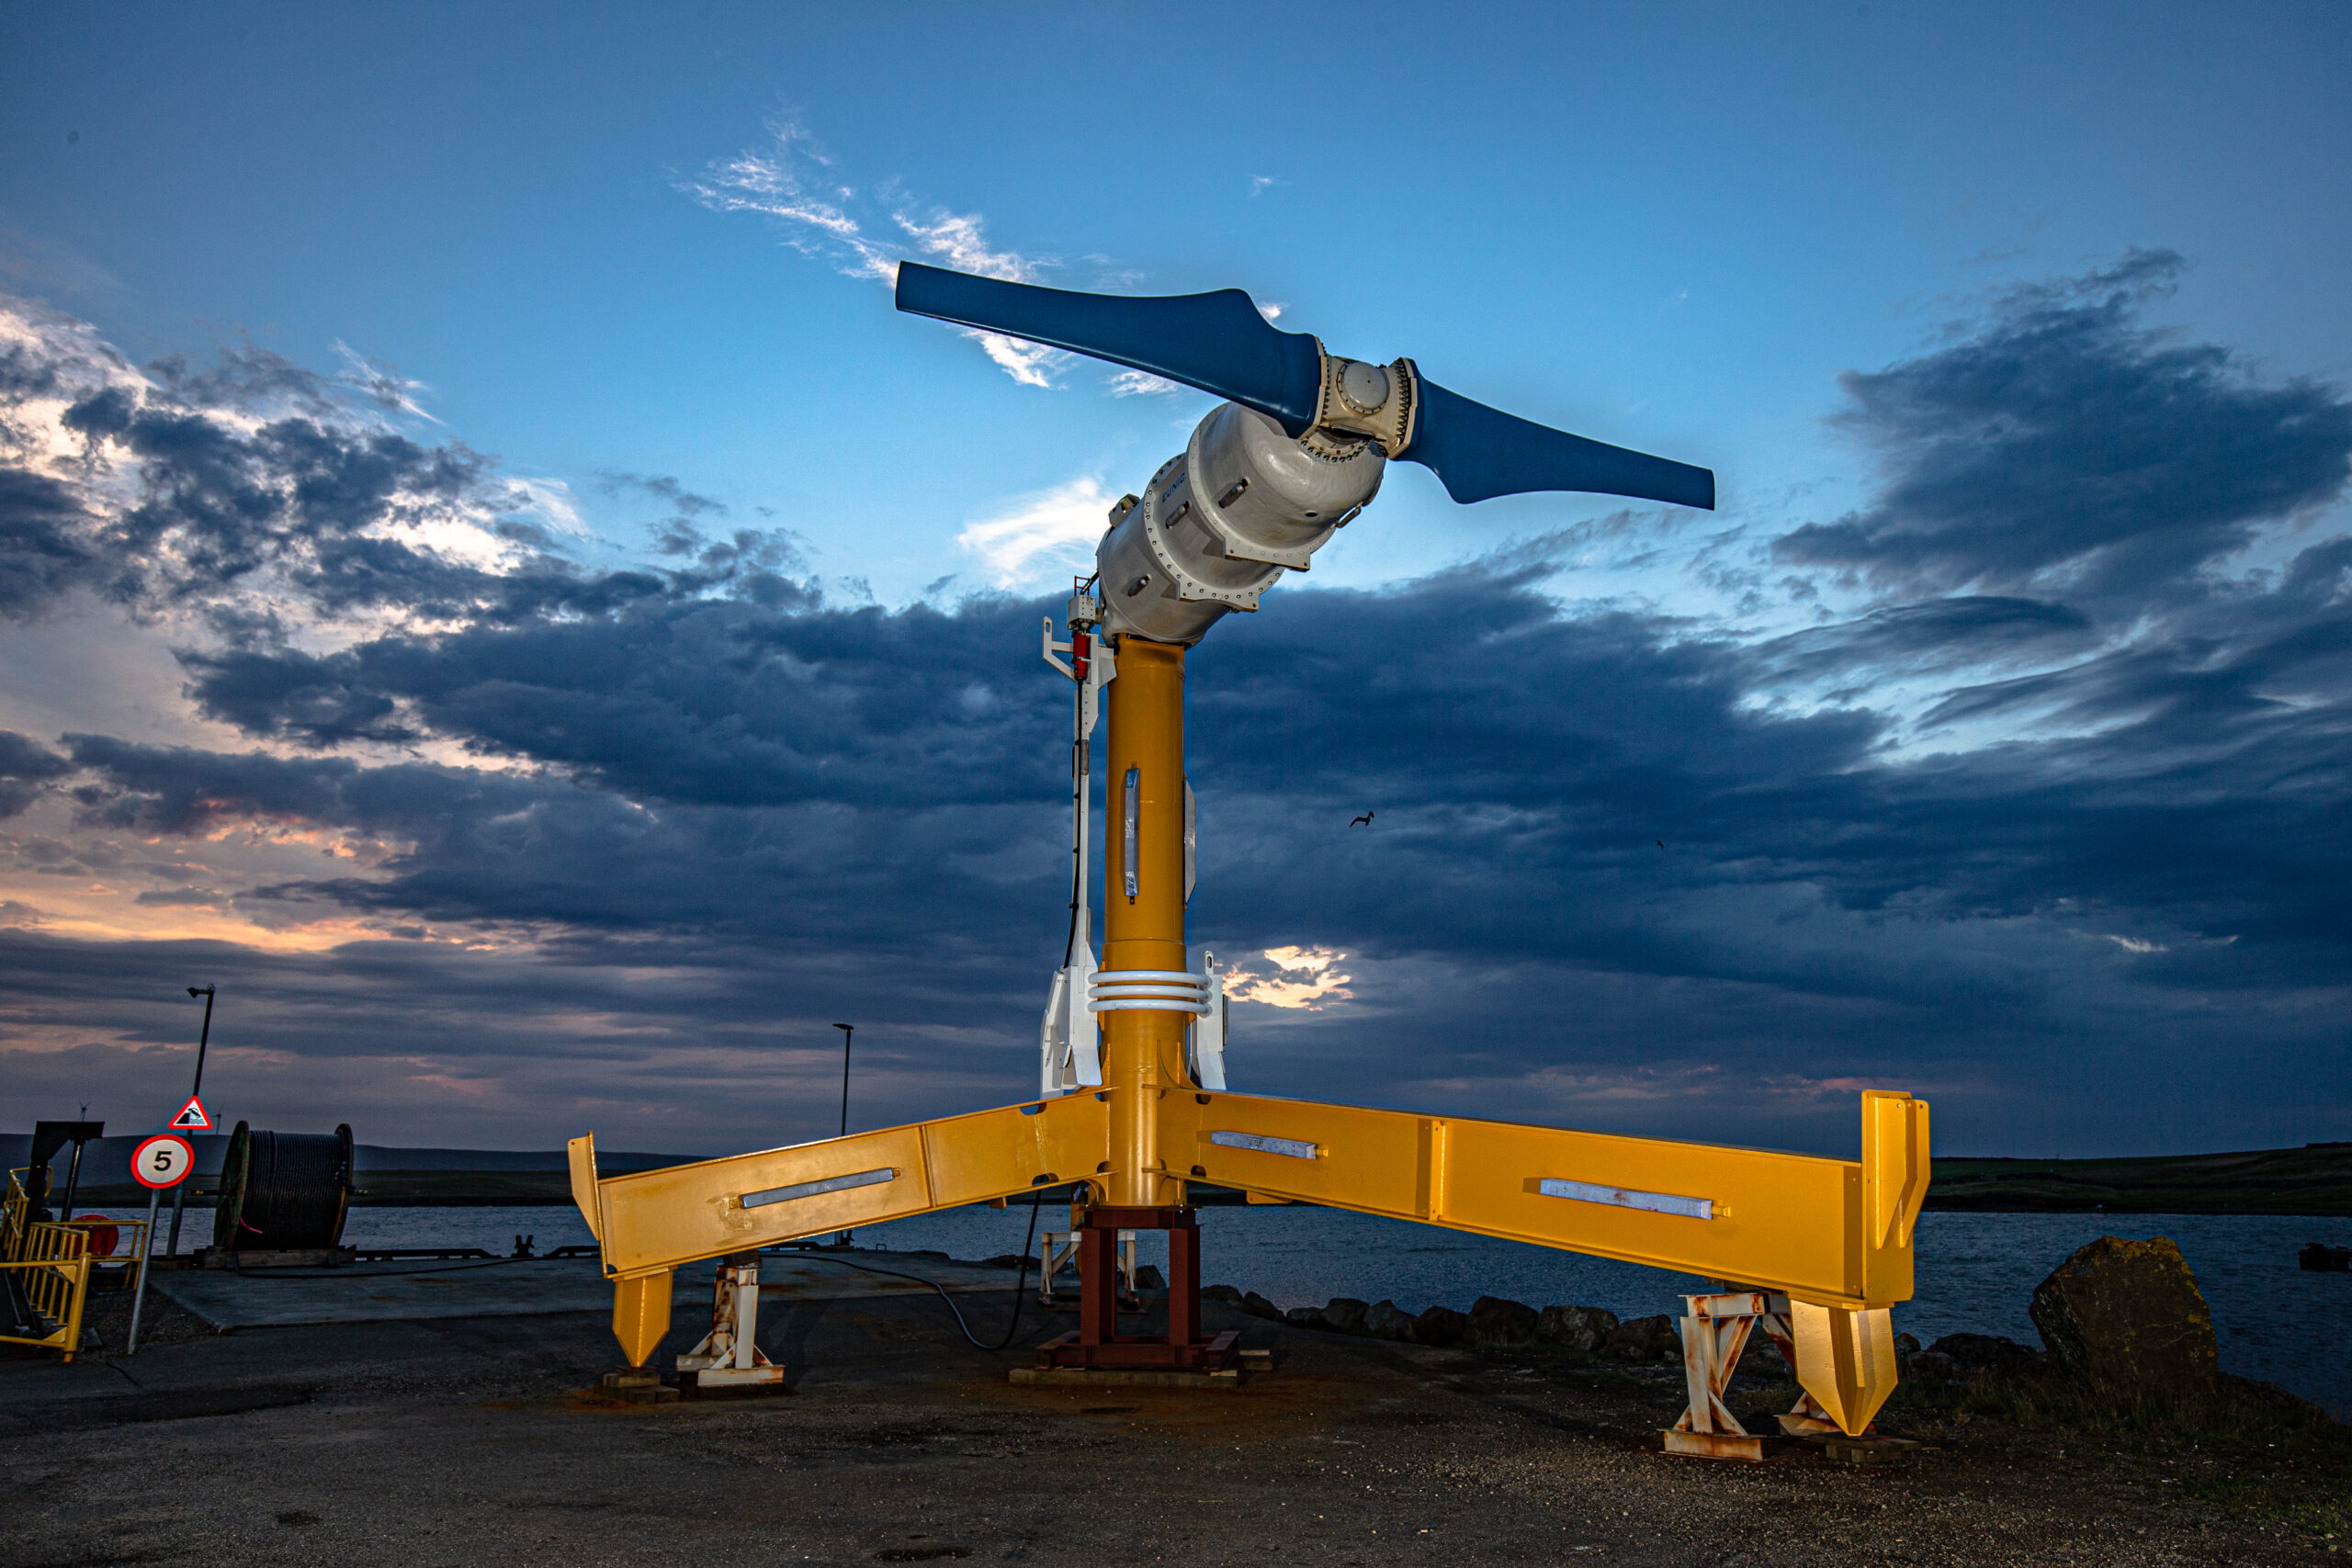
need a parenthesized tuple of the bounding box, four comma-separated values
(1788, 1299, 1900, 1436)
(611, 1269, 673, 1369)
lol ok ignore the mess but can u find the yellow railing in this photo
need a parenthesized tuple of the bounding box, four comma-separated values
(1, 1221, 94, 1361)
(2, 1169, 30, 1262)
(1, 1173, 153, 1360)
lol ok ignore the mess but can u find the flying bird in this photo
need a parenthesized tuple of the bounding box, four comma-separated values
(1351, 812, 1374, 828)
(1657, 840, 1665, 849)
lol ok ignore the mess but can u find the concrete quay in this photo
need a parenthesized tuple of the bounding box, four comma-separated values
(0, 1255, 2337, 1567)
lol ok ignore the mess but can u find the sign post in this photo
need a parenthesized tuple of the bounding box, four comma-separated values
(166, 986, 215, 1259)
(127, 1134, 194, 1355)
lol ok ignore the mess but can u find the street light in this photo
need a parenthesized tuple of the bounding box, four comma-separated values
(166, 986, 215, 1259)
(832, 1023, 854, 1138)
(832, 1023, 854, 1246)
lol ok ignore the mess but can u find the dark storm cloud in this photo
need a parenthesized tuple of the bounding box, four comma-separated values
(0, 729, 71, 818)
(60, 723, 1070, 960)
(69, 388, 511, 617)
(6, 265, 2348, 1156)
(181, 593, 1066, 807)
(595, 470, 729, 520)
(1747, 596, 2093, 696)
(1185, 562, 2348, 977)
(0, 313, 666, 627)
(0, 468, 100, 615)
(143, 344, 346, 419)
(1918, 532, 2352, 738)
(33, 553, 2350, 1154)
(1775, 251, 2352, 600)
(111, 544, 2352, 1014)
(0, 921, 1044, 1151)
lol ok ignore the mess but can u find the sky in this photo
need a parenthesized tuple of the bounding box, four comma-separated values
(0, 1, 2346, 1162)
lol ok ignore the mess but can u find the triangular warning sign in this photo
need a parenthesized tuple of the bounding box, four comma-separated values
(168, 1096, 211, 1131)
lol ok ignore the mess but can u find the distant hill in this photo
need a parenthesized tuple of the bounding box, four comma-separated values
(12, 1133, 2346, 1213)
(1927, 1144, 2352, 1216)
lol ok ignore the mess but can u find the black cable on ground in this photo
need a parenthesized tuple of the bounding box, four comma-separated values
(219, 1196, 1057, 1330)
(780, 1184, 1048, 1353)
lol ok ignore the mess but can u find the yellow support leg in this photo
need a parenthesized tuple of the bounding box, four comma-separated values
(1787, 1299, 1900, 1437)
(612, 1270, 673, 1369)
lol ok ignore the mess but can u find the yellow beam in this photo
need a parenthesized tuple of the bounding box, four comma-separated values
(575, 1086, 1924, 1310)
(572, 1091, 1110, 1280)
(1165, 1089, 1928, 1310)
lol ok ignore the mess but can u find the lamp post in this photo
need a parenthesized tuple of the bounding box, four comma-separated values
(832, 1023, 854, 1246)
(165, 986, 215, 1259)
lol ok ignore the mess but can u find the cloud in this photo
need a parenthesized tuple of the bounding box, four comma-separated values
(1775, 251, 2352, 602)
(684, 120, 1064, 388)
(0, 730, 70, 818)
(1747, 595, 2095, 697)
(1107, 370, 1186, 399)
(3, 269, 2348, 1159)
(1225, 945, 1351, 1010)
(331, 342, 440, 423)
(0, 292, 626, 633)
(956, 476, 1115, 589)
(593, 472, 726, 519)
(0, 467, 101, 616)
(10, 534, 2349, 1151)
(501, 477, 588, 538)
(681, 122, 885, 275)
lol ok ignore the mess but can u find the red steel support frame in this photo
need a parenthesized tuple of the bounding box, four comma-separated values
(1038, 1204, 1236, 1371)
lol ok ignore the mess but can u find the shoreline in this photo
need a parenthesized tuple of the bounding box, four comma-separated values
(35, 1140, 2352, 1215)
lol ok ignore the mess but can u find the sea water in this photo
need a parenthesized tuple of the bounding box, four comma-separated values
(89, 1201, 2348, 1417)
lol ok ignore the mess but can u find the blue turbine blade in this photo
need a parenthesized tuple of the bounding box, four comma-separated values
(1405, 379, 1715, 509)
(894, 262, 1325, 434)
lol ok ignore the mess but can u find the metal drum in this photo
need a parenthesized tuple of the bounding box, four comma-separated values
(214, 1122, 353, 1252)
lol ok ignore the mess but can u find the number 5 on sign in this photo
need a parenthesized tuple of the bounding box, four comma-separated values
(132, 1134, 195, 1190)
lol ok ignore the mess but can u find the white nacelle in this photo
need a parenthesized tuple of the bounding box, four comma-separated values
(1094, 402, 1385, 645)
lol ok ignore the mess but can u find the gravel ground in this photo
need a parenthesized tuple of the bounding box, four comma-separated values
(1, 1275, 2342, 1567)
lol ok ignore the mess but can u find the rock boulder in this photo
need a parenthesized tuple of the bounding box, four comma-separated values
(1737, 1334, 1790, 1375)
(1364, 1300, 1415, 1340)
(1316, 1298, 1370, 1335)
(1465, 1296, 1539, 1344)
(2029, 1235, 2219, 1392)
(1928, 1332, 2041, 1375)
(1534, 1304, 1618, 1350)
(1413, 1304, 1469, 1346)
(1607, 1314, 1680, 1361)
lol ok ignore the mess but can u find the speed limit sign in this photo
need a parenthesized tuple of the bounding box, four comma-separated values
(131, 1134, 195, 1190)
